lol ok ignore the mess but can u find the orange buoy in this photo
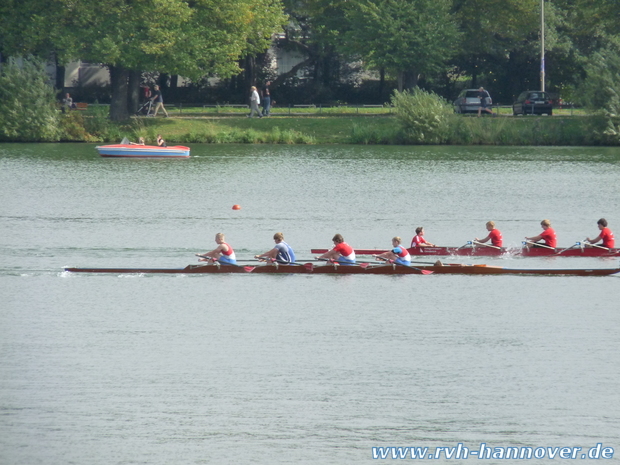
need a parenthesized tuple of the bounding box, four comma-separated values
(232, 204, 241, 210)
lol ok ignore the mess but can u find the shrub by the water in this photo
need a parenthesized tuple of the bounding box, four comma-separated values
(0, 57, 61, 142)
(390, 88, 454, 144)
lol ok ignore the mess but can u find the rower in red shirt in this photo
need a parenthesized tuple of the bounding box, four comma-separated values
(475, 221, 503, 247)
(586, 218, 615, 249)
(197, 232, 237, 264)
(525, 219, 557, 248)
(374, 236, 411, 265)
(316, 234, 356, 264)
(410, 227, 435, 248)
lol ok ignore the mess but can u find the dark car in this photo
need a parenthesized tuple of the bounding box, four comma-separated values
(512, 91, 553, 115)
(453, 89, 490, 114)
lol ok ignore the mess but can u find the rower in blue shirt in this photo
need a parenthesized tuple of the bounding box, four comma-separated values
(255, 232, 296, 264)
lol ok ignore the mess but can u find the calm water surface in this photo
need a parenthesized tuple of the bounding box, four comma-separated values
(1, 143, 619, 464)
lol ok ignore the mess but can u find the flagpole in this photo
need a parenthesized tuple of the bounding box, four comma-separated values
(541, 0, 545, 92)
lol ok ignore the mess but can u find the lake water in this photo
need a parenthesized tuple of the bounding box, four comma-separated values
(1, 143, 619, 464)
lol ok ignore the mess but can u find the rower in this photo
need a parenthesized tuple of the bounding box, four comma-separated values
(315, 234, 356, 264)
(585, 218, 615, 249)
(525, 219, 557, 248)
(475, 221, 503, 247)
(374, 237, 411, 266)
(197, 233, 237, 264)
(410, 227, 435, 248)
(255, 232, 296, 264)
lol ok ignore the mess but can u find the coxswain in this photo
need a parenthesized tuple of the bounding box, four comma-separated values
(525, 219, 557, 248)
(411, 227, 435, 248)
(315, 234, 356, 264)
(374, 237, 411, 266)
(585, 218, 615, 248)
(475, 221, 503, 247)
(198, 233, 236, 264)
(255, 232, 296, 264)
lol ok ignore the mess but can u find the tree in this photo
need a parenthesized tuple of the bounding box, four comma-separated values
(0, 57, 61, 141)
(0, 0, 287, 120)
(342, 0, 461, 91)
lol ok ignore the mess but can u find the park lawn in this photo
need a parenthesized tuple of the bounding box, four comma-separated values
(133, 114, 398, 144)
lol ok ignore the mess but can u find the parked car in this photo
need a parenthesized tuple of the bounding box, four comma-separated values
(453, 89, 489, 114)
(512, 91, 553, 115)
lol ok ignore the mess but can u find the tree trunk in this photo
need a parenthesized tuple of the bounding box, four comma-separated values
(109, 65, 130, 121)
(244, 55, 256, 88)
(127, 70, 141, 114)
(403, 70, 419, 90)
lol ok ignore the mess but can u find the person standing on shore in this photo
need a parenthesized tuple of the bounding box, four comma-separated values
(477, 87, 493, 117)
(262, 81, 271, 116)
(151, 85, 169, 117)
(248, 86, 262, 118)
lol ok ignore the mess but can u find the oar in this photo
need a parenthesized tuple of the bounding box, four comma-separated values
(195, 254, 254, 272)
(374, 256, 433, 274)
(554, 242, 581, 255)
(523, 240, 555, 250)
(456, 241, 473, 250)
(581, 241, 611, 251)
(472, 240, 502, 250)
(255, 257, 314, 271)
(316, 258, 369, 268)
(410, 259, 443, 265)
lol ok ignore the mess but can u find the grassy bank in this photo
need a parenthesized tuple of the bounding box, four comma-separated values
(66, 107, 612, 146)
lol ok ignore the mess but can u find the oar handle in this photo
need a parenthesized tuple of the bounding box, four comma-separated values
(472, 240, 501, 249)
(523, 240, 555, 250)
(582, 241, 610, 251)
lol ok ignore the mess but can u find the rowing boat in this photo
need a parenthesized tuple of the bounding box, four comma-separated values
(310, 245, 620, 257)
(64, 263, 620, 276)
(96, 144, 190, 158)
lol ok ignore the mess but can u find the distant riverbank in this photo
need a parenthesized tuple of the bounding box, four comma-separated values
(117, 113, 611, 146)
(30, 106, 618, 146)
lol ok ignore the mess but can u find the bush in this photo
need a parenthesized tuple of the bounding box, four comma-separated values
(0, 57, 61, 141)
(390, 88, 454, 144)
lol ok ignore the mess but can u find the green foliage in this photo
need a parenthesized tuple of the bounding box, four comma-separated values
(59, 111, 93, 141)
(1, 0, 287, 82)
(0, 57, 61, 142)
(601, 90, 620, 144)
(343, 0, 460, 88)
(578, 39, 620, 143)
(579, 42, 620, 110)
(350, 123, 400, 144)
(390, 89, 454, 144)
(82, 104, 113, 141)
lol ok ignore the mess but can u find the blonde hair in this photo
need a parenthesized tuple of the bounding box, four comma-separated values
(392, 236, 402, 243)
(273, 232, 284, 241)
(486, 221, 495, 228)
(541, 219, 551, 227)
(215, 233, 225, 241)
